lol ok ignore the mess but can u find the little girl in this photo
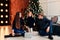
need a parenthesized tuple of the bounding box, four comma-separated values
(25, 11, 35, 32)
(12, 12, 25, 36)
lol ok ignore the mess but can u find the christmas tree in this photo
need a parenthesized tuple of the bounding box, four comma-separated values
(27, 0, 43, 14)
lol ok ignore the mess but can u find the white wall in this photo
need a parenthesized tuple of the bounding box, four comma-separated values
(39, 0, 60, 22)
(39, 0, 48, 15)
(48, 0, 60, 16)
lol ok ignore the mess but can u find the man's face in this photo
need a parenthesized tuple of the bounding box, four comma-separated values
(38, 15, 44, 19)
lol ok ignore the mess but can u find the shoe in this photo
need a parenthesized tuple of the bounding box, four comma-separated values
(48, 36, 53, 39)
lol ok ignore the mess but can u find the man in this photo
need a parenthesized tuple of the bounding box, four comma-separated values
(35, 12, 53, 39)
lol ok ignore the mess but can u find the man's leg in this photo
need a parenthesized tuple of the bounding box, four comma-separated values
(48, 22, 53, 39)
(38, 30, 47, 36)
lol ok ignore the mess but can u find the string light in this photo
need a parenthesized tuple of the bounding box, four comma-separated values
(34, 3, 35, 5)
(5, 15, 8, 18)
(1, 15, 3, 18)
(5, 4, 8, 7)
(29, 0, 31, 3)
(5, 21, 8, 23)
(32, 2, 33, 3)
(0, 0, 9, 25)
(0, 3, 3, 6)
(1, 21, 3, 24)
(37, 1, 39, 3)
(5, 9, 8, 12)
(0, 9, 3, 12)
(6, 0, 8, 1)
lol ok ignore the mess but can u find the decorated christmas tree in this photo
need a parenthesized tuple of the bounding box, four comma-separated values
(27, 0, 43, 14)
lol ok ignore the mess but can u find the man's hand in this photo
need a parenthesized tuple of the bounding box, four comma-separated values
(46, 26, 50, 33)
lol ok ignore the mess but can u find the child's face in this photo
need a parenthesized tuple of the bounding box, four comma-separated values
(28, 12, 32, 17)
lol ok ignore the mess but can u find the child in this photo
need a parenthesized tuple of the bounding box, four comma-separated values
(25, 11, 35, 32)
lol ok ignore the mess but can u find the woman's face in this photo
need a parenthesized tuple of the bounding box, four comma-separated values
(19, 13, 22, 18)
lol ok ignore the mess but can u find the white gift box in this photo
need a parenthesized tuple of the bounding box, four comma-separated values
(25, 32, 33, 38)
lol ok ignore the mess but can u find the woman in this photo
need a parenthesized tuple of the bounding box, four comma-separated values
(12, 12, 25, 36)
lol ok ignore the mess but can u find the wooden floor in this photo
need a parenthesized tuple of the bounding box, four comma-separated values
(0, 26, 11, 40)
(5, 32, 60, 40)
(5, 35, 60, 40)
(0, 26, 60, 40)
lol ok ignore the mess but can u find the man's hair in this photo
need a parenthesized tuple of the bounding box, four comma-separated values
(38, 12, 44, 17)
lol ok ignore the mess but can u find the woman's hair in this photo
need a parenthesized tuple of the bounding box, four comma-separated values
(16, 12, 20, 18)
(13, 12, 20, 29)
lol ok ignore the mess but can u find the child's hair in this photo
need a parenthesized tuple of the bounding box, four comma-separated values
(38, 11, 45, 17)
(27, 9, 33, 13)
(26, 10, 34, 18)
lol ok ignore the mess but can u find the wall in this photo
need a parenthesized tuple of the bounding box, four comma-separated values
(39, 0, 60, 22)
(10, 0, 29, 24)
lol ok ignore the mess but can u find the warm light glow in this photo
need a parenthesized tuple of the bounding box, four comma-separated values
(6, 0, 8, 1)
(32, 2, 33, 3)
(29, 0, 31, 3)
(0, 9, 3, 12)
(0, 3, 3, 6)
(1, 15, 3, 18)
(5, 21, 8, 23)
(5, 9, 8, 12)
(1, 21, 3, 24)
(5, 4, 8, 7)
(5, 15, 8, 18)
